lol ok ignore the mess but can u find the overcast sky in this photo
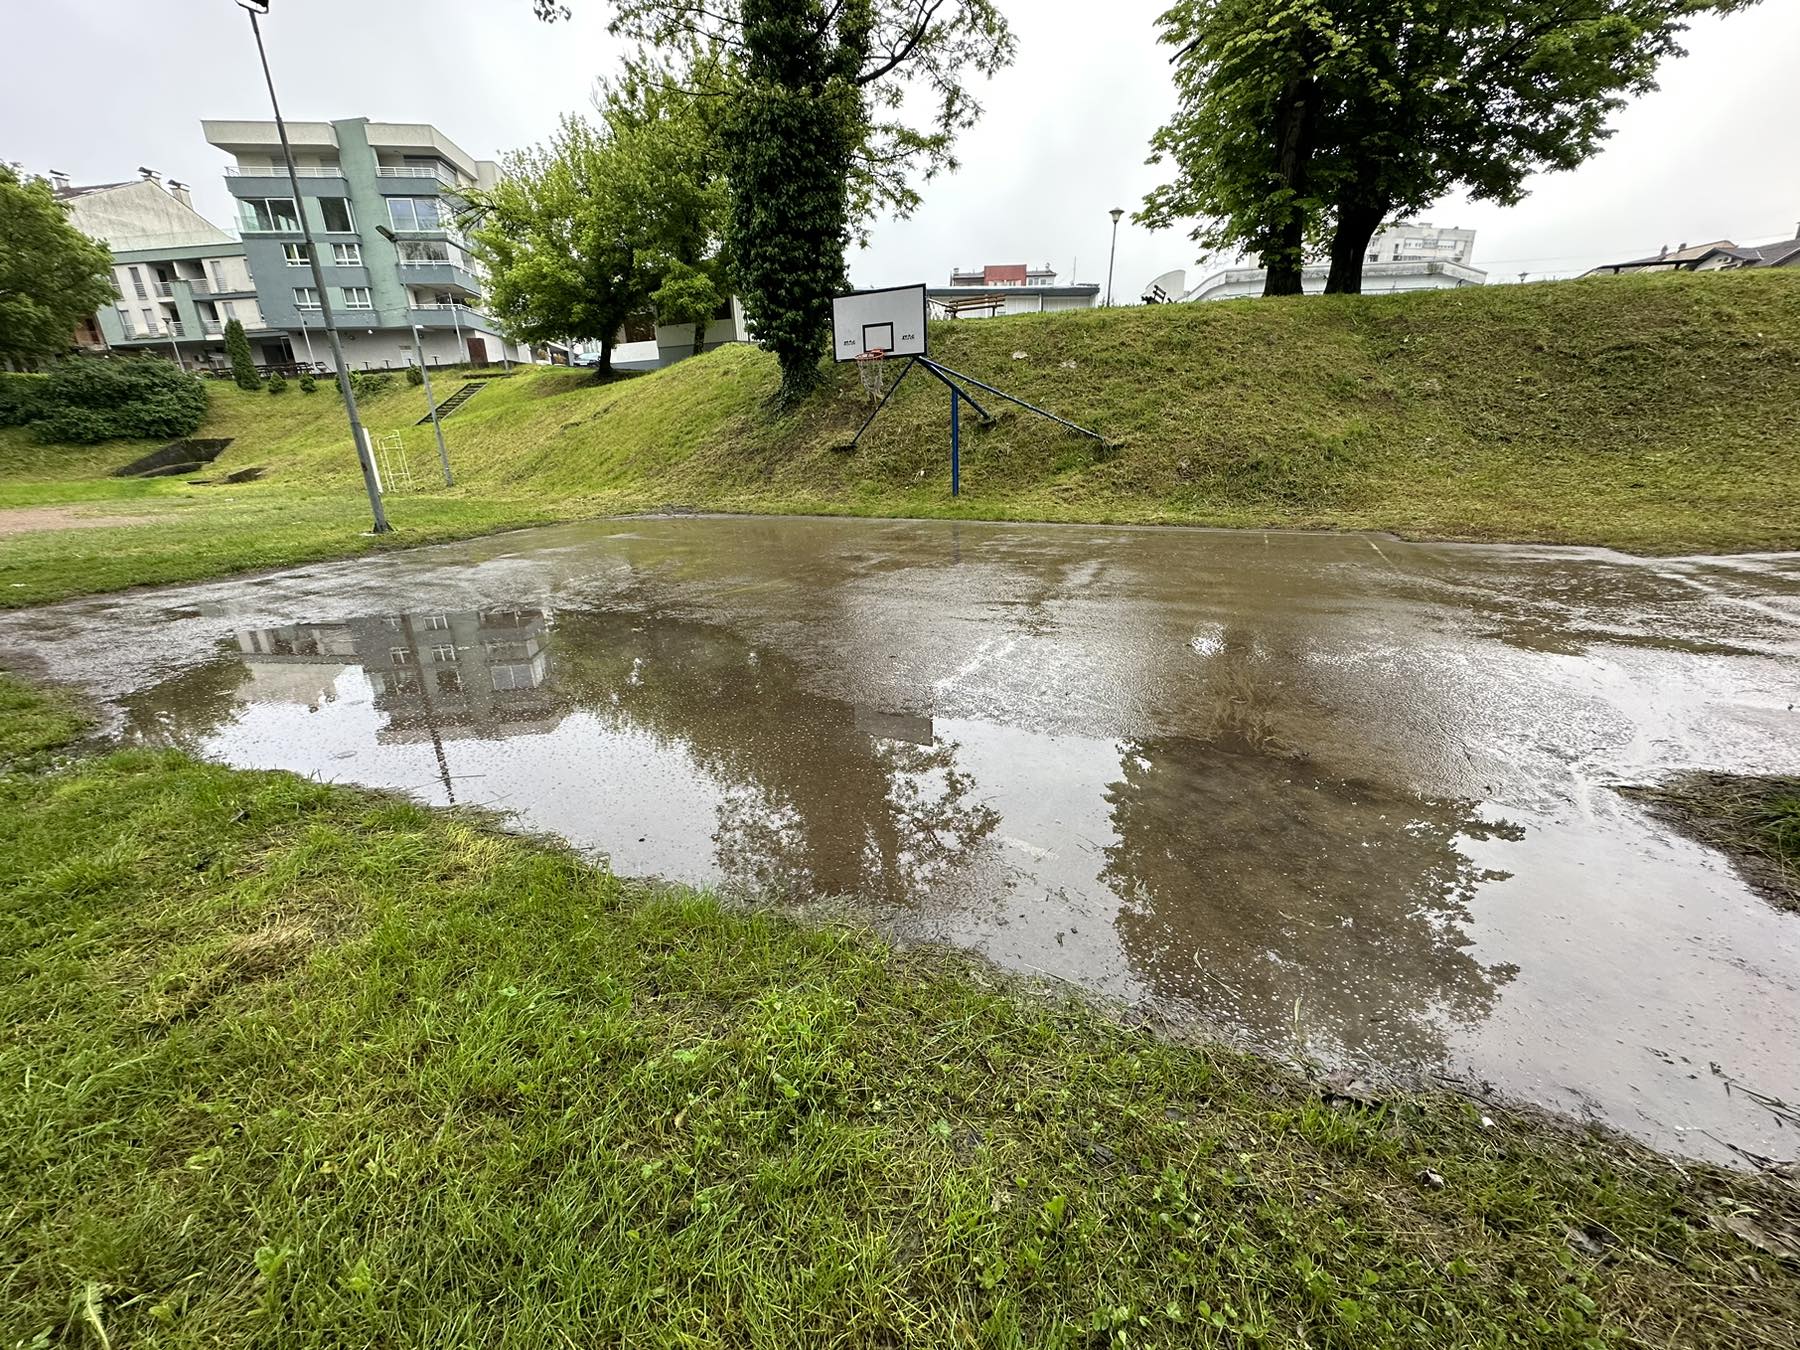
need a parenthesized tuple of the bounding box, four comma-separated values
(8, 1, 1797, 296)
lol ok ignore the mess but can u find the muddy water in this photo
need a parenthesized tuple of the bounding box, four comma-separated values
(4, 517, 1798, 1163)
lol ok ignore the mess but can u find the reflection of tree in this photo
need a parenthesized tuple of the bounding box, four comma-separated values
(553, 610, 999, 903)
(118, 656, 252, 746)
(1105, 735, 1521, 1067)
(1104, 621, 1520, 1068)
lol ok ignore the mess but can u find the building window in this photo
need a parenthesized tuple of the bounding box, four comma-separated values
(238, 197, 300, 232)
(387, 197, 444, 232)
(294, 287, 321, 310)
(221, 301, 238, 320)
(282, 242, 309, 267)
(139, 308, 156, 335)
(127, 265, 147, 299)
(319, 197, 355, 232)
(424, 614, 450, 630)
(341, 286, 372, 310)
(389, 647, 414, 667)
(332, 242, 362, 266)
(430, 644, 457, 665)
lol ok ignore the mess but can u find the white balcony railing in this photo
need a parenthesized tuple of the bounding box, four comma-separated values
(225, 164, 345, 177)
(153, 281, 174, 298)
(377, 164, 462, 186)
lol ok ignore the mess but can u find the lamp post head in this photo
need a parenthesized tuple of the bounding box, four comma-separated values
(236, 1, 271, 13)
(1110, 208, 1124, 224)
(375, 225, 398, 244)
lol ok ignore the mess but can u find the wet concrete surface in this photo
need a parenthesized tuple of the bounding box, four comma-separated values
(3, 516, 1798, 1164)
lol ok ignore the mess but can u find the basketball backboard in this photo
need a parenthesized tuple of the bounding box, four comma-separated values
(831, 284, 928, 362)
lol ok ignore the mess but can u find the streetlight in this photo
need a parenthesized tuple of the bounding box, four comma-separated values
(378, 225, 453, 487)
(1106, 207, 1125, 307)
(234, 0, 389, 533)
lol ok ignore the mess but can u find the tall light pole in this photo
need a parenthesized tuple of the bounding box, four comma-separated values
(236, 0, 389, 533)
(377, 225, 453, 486)
(1106, 207, 1125, 307)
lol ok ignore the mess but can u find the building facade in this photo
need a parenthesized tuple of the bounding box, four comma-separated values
(57, 170, 273, 371)
(1143, 223, 1486, 304)
(927, 264, 1099, 319)
(1584, 231, 1800, 276)
(201, 117, 531, 370)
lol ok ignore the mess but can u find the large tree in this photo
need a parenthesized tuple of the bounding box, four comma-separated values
(536, 1, 1015, 403)
(469, 63, 725, 376)
(0, 166, 118, 369)
(1141, 1, 1762, 297)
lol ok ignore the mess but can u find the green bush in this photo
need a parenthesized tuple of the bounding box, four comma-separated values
(266, 371, 288, 395)
(406, 364, 425, 387)
(0, 372, 45, 427)
(28, 358, 209, 445)
(299, 372, 318, 393)
(344, 370, 395, 399)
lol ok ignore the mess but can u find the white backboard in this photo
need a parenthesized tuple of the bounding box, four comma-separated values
(832, 284, 928, 362)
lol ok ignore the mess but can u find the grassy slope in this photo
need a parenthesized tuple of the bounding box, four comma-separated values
(3, 672, 1797, 1348)
(2, 272, 1797, 608)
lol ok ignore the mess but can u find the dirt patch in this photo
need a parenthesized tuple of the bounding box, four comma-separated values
(1622, 773, 1800, 914)
(0, 506, 169, 537)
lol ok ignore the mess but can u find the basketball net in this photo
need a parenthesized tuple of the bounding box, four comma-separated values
(856, 348, 887, 402)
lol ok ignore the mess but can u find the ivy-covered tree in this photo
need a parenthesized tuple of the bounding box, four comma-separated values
(535, 1, 1015, 403)
(223, 317, 260, 390)
(1141, 1, 1763, 297)
(0, 165, 118, 368)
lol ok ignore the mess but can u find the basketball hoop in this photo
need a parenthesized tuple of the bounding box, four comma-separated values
(856, 347, 887, 401)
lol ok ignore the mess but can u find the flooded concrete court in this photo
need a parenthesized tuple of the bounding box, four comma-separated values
(4, 516, 1798, 1164)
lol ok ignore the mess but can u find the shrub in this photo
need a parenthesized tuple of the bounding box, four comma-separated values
(406, 364, 425, 387)
(299, 372, 318, 393)
(266, 371, 288, 395)
(344, 370, 395, 399)
(0, 371, 45, 427)
(224, 318, 260, 391)
(29, 358, 209, 445)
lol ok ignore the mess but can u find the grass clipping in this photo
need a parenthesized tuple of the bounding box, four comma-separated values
(1, 672, 1798, 1347)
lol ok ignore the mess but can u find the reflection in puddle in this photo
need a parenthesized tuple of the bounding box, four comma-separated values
(123, 604, 1524, 1080)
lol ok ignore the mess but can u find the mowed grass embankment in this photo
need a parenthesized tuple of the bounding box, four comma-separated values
(3, 672, 1799, 1347)
(3, 270, 1798, 608)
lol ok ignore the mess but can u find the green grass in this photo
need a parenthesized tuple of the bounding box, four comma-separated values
(4, 671, 1798, 1347)
(3, 271, 1799, 609)
(1621, 773, 1800, 914)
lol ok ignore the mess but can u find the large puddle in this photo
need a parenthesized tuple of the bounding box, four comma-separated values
(8, 517, 1799, 1163)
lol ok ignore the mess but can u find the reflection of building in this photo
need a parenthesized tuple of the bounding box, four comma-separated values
(236, 607, 560, 743)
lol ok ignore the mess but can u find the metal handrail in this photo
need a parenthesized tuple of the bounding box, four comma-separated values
(377, 164, 462, 185)
(225, 164, 344, 177)
(153, 282, 174, 298)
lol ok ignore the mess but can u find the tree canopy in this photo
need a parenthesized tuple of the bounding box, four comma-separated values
(535, 1, 1015, 402)
(468, 63, 727, 374)
(1140, 0, 1762, 296)
(0, 166, 118, 369)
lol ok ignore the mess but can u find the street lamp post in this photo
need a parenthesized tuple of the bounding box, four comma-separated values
(235, 0, 389, 533)
(1106, 207, 1125, 307)
(377, 224, 453, 487)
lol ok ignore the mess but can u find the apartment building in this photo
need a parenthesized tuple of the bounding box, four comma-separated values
(56, 169, 272, 369)
(200, 117, 532, 370)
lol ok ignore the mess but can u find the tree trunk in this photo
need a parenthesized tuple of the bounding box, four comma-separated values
(693, 320, 706, 359)
(1261, 76, 1320, 297)
(1324, 198, 1387, 295)
(597, 334, 614, 377)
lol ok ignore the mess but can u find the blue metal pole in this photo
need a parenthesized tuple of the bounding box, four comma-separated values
(950, 385, 961, 497)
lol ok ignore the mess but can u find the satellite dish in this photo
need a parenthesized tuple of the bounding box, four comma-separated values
(1142, 269, 1187, 304)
